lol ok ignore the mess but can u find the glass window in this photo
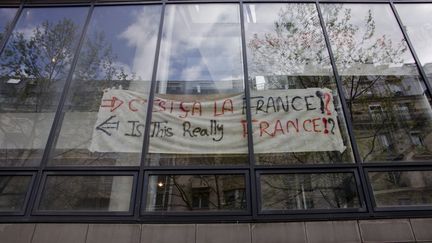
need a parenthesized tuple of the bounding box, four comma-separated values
(146, 174, 246, 212)
(322, 4, 432, 162)
(38, 175, 134, 212)
(396, 4, 432, 83)
(0, 8, 17, 43)
(146, 4, 247, 166)
(47, 5, 161, 166)
(0, 175, 32, 211)
(0, 7, 88, 167)
(244, 3, 354, 165)
(369, 170, 432, 207)
(260, 173, 360, 211)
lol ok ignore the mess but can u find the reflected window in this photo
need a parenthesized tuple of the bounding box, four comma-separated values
(260, 173, 360, 210)
(244, 4, 354, 165)
(38, 175, 134, 211)
(146, 174, 246, 212)
(146, 4, 247, 166)
(48, 6, 161, 166)
(369, 171, 432, 207)
(0, 7, 88, 167)
(322, 4, 432, 162)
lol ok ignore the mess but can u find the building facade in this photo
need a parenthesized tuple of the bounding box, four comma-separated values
(0, 0, 432, 242)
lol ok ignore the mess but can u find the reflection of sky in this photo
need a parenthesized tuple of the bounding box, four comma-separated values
(13, 7, 88, 40)
(84, 5, 161, 80)
(321, 4, 415, 66)
(157, 4, 243, 82)
(0, 8, 17, 36)
(244, 3, 332, 77)
(396, 4, 432, 66)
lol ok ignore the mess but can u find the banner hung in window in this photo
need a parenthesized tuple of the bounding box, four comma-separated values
(89, 88, 346, 154)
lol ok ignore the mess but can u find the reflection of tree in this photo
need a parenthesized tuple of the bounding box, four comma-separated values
(151, 175, 246, 211)
(261, 174, 358, 210)
(0, 18, 133, 167)
(248, 4, 432, 162)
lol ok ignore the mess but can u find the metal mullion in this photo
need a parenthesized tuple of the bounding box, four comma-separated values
(315, 1, 374, 214)
(94, 1, 162, 5)
(0, 3, 23, 57)
(390, 1, 432, 113)
(135, 1, 166, 220)
(239, 0, 258, 219)
(24, 3, 95, 218)
(142, 165, 250, 170)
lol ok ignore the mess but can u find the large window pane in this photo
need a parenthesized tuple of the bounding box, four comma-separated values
(47, 6, 161, 166)
(369, 171, 432, 208)
(146, 174, 246, 212)
(38, 175, 133, 212)
(322, 4, 432, 162)
(260, 173, 360, 211)
(244, 3, 354, 165)
(0, 8, 17, 43)
(146, 4, 247, 166)
(0, 175, 32, 211)
(0, 7, 88, 166)
(396, 4, 432, 84)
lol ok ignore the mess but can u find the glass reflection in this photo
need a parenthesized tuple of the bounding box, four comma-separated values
(322, 4, 432, 162)
(0, 176, 31, 211)
(396, 4, 432, 82)
(369, 171, 432, 207)
(260, 173, 360, 210)
(147, 4, 247, 166)
(39, 175, 133, 211)
(0, 8, 17, 43)
(146, 174, 246, 212)
(48, 6, 161, 166)
(0, 7, 88, 167)
(244, 3, 354, 164)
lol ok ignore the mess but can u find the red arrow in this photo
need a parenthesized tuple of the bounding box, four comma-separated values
(100, 96, 124, 112)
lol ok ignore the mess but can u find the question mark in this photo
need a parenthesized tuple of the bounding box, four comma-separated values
(324, 93, 331, 115)
(328, 118, 336, 134)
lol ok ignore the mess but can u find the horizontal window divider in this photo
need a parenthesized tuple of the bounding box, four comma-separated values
(31, 210, 134, 216)
(141, 210, 251, 217)
(41, 170, 139, 175)
(94, 1, 162, 5)
(0, 168, 39, 173)
(256, 168, 359, 174)
(142, 166, 251, 171)
(19, 3, 92, 7)
(363, 165, 432, 171)
(42, 166, 141, 171)
(254, 164, 358, 170)
(144, 169, 250, 175)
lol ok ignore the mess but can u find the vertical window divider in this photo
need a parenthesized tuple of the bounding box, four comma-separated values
(24, 3, 95, 217)
(389, 1, 432, 102)
(315, 1, 374, 215)
(239, 0, 258, 218)
(136, 1, 166, 219)
(0, 2, 23, 58)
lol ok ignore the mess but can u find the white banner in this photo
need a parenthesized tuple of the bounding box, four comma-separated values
(89, 88, 346, 154)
